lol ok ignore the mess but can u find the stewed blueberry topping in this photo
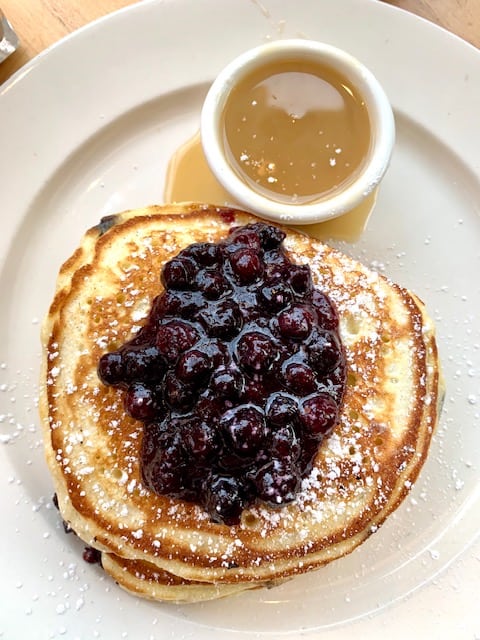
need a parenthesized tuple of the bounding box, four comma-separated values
(98, 221, 346, 525)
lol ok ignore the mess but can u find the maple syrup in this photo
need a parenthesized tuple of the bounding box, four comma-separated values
(164, 132, 231, 205)
(222, 59, 371, 205)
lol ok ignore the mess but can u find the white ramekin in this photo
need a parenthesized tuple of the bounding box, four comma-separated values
(201, 39, 395, 225)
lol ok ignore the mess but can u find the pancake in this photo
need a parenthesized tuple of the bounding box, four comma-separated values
(101, 552, 279, 602)
(40, 203, 443, 600)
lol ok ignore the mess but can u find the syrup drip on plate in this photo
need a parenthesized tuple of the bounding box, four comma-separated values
(163, 131, 377, 243)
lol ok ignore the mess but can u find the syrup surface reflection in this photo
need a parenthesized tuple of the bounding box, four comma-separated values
(163, 132, 376, 243)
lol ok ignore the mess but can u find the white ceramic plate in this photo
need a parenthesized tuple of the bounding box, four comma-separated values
(1, 1, 479, 638)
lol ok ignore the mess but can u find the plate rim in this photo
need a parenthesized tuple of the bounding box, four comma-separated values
(0, 0, 479, 637)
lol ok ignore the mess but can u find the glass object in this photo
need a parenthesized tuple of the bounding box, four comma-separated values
(0, 8, 19, 63)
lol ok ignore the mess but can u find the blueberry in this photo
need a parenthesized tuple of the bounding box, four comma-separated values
(199, 300, 242, 338)
(251, 223, 286, 249)
(220, 405, 267, 457)
(224, 226, 262, 252)
(241, 378, 269, 406)
(183, 419, 219, 461)
(264, 249, 291, 280)
(161, 256, 196, 290)
(300, 393, 339, 438)
(121, 345, 165, 383)
(83, 547, 102, 564)
(196, 269, 228, 299)
(236, 331, 277, 372)
(97, 351, 124, 386)
(255, 459, 300, 505)
(203, 473, 246, 525)
(211, 366, 243, 399)
(229, 248, 263, 284)
(311, 290, 339, 329)
(156, 291, 207, 321)
(164, 371, 195, 411)
(266, 393, 299, 427)
(307, 329, 342, 375)
(175, 348, 212, 385)
(283, 361, 317, 394)
(151, 291, 182, 320)
(142, 428, 186, 496)
(270, 424, 301, 462)
(289, 265, 313, 295)
(180, 242, 220, 266)
(278, 304, 316, 340)
(258, 281, 293, 312)
(156, 320, 199, 362)
(125, 382, 156, 421)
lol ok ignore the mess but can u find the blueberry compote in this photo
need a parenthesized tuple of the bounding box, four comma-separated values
(98, 222, 346, 525)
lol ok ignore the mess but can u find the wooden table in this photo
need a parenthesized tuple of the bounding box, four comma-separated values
(0, 0, 478, 85)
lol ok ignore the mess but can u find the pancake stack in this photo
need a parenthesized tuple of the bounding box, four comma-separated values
(40, 204, 443, 602)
